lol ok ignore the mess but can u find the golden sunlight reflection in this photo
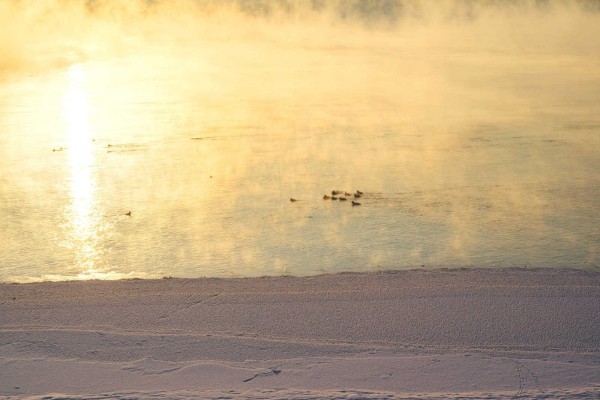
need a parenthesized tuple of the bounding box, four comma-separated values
(1, 1, 599, 283)
(61, 64, 105, 279)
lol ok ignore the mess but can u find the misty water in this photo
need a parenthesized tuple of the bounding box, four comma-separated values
(1, 1, 599, 282)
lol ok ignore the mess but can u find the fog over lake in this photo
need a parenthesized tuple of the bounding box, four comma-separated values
(0, 0, 599, 282)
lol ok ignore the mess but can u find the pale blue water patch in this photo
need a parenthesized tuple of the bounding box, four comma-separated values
(1, 8, 600, 281)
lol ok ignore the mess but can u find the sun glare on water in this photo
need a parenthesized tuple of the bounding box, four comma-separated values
(60, 64, 107, 280)
(1, 1, 598, 284)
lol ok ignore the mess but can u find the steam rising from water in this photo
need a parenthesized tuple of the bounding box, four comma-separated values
(2, 1, 600, 137)
(2, 1, 600, 72)
(1, 0, 599, 281)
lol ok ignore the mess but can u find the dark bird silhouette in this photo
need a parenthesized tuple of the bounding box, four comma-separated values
(323, 194, 331, 200)
(125, 211, 132, 216)
(339, 197, 347, 201)
(352, 201, 361, 206)
(290, 198, 298, 202)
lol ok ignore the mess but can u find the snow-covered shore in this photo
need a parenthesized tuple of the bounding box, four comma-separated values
(1, 268, 598, 399)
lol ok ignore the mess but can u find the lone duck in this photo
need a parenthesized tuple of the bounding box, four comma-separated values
(290, 198, 298, 202)
(125, 211, 132, 216)
(351, 201, 361, 206)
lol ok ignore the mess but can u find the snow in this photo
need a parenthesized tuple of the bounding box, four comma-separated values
(1, 268, 598, 399)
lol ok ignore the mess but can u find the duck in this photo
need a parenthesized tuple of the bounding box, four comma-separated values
(339, 197, 347, 201)
(323, 194, 331, 200)
(356, 190, 364, 196)
(344, 192, 352, 197)
(351, 201, 361, 206)
(290, 198, 298, 202)
(332, 196, 338, 200)
(354, 193, 361, 198)
(125, 211, 132, 216)
(332, 190, 341, 195)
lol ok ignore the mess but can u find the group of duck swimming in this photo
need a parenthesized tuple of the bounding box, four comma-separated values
(290, 190, 363, 206)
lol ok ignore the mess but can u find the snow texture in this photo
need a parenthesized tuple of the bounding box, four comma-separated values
(0, 268, 598, 399)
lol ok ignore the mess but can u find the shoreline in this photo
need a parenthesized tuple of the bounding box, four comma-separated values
(3, 265, 598, 285)
(1, 268, 599, 399)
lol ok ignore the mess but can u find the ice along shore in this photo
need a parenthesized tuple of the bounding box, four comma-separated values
(1, 268, 599, 399)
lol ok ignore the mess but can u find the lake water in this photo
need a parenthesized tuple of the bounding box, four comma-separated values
(1, 1, 599, 282)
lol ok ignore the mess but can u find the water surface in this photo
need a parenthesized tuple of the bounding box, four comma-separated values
(1, 1, 599, 281)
